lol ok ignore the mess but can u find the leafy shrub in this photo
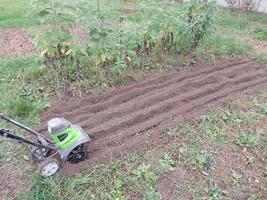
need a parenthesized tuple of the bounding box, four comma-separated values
(32, 0, 84, 87)
(31, 0, 215, 92)
(184, 0, 215, 55)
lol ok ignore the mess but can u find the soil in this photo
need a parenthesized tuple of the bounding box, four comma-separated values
(0, 28, 36, 58)
(70, 25, 88, 40)
(38, 59, 267, 176)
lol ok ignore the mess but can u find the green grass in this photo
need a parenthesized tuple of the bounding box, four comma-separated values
(0, 0, 38, 28)
(254, 28, 267, 41)
(0, 56, 48, 124)
(14, 154, 161, 200)
(197, 34, 252, 60)
(214, 8, 267, 34)
(235, 132, 260, 148)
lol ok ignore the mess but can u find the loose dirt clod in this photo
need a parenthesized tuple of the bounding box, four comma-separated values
(38, 59, 267, 176)
(0, 28, 36, 58)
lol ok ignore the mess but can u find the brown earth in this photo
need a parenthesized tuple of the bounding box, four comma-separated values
(0, 28, 36, 58)
(38, 59, 267, 176)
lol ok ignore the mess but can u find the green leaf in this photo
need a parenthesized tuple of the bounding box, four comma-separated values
(37, 10, 50, 17)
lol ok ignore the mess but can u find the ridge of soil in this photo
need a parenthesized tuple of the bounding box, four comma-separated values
(0, 28, 36, 58)
(38, 59, 267, 176)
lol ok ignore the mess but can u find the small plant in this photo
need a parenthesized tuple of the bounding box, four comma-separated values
(132, 163, 157, 186)
(162, 127, 178, 142)
(231, 171, 243, 186)
(184, 0, 215, 57)
(178, 123, 192, 135)
(204, 186, 222, 200)
(195, 152, 214, 172)
(245, 155, 256, 166)
(110, 179, 126, 200)
(235, 132, 259, 148)
(221, 110, 244, 124)
(259, 103, 267, 115)
(159, 154, 175, 172)
(199, 112, 226, 145)
(132, 163, 161, 199)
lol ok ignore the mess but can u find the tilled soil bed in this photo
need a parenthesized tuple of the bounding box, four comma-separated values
(38, 59, 267, 175)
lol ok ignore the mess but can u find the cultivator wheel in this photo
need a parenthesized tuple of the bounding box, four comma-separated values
(67, 144, 87, 164)
(38, 158, 60, 177)
(31, 147, 50, 161)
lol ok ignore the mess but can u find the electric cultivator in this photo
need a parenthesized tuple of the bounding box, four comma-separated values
(0, 113, 91, 177)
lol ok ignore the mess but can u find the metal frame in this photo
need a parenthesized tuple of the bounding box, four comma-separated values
(0, 113, 57, 150)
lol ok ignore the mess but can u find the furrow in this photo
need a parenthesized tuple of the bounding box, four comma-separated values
(88, 77, 267, 155)
(41, 59, 247, 122)
(74, 63, 259, 128)
(85, 69, 266, 141)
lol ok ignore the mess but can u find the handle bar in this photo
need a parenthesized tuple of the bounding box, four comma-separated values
(0, 113, 57, 149)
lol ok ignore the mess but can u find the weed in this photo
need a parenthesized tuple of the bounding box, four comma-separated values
(143, 186, 161, 200)
(159, 153, 175, 172)
(254, 53, 267, 65)
(199, 109, 255, 146)
(204, 186, 222, 200)
(245, 155, 256, 166)
(235, 132, 259, 148)
(161, 127, 179, 143)
(195, 152, 214, 172)
(169, 144, 184, 164)
(132, 163, 157, 186)
(199, 112, 227, 146)
(110, 179, 126, 200)
(231, 171, 243, 186)
(131, 162, 161, 199)
(178, 123, 192, 135)
(259, 103, 267, 115)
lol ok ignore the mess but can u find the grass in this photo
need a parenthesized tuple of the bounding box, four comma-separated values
(213, 7, 267, 64)
(0, 56, 49, 124)
(235, 132, 260, 148)
(0, 0, 266, 199)
(254, 28, 267, 41)
(197, 34, 252, 60)
(0, 0, 38, 28)
(14, 154, 161, 200)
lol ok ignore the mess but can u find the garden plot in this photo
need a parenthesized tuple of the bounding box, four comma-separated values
(38, 58, 267, 176)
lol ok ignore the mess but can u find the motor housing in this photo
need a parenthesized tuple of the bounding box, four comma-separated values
(47, 118, 91, 162)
